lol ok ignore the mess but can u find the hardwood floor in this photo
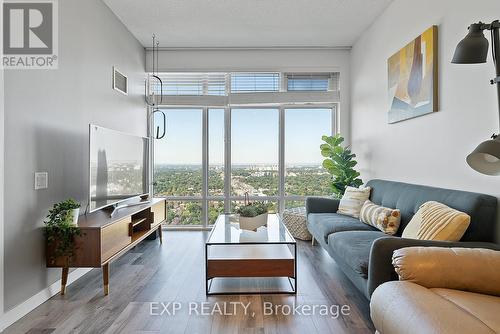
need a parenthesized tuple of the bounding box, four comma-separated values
(4, 231, 374, 334)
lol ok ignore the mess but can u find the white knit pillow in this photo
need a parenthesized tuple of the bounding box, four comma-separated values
(337, 186, 371, 218)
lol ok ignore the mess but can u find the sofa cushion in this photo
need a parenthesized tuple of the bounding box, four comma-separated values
(371, 281, 500, 334)
(307, 213, 377, 244)
(328, 230, 386, 278)
(392, 247, 500, 296)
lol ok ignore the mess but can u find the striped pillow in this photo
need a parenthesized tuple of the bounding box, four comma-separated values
(337, 186, 371, 218)
(360, 200, 401, 235)
(402, 201, 470, 241)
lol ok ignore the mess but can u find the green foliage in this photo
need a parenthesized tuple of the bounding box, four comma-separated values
(44, 199, 82, 264)
(320, 134, 363, 197)
(236, 201, 270, 218)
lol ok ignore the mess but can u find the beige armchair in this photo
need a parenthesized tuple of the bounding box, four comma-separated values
(370, 247, 500, 334)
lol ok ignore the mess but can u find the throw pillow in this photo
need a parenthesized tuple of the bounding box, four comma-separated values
(360, 200, 401, 235)
(402, 201, 471, 241)
(337, 186, 371, 218)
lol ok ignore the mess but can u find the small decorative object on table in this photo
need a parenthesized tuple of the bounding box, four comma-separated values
(235, 193, 269, 231)
(44, 199, 82, 266)
(281, 206, 311, 241)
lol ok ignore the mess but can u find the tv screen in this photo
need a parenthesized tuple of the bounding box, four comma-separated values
(89, 125, 149, 212)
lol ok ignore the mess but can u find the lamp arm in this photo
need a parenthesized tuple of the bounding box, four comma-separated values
(490, 21, 500, 131)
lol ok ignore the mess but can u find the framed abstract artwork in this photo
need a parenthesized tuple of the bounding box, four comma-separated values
(388, 26, 438, 123)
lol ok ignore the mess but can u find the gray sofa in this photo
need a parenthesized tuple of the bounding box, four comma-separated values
(306, 179, 500, 299)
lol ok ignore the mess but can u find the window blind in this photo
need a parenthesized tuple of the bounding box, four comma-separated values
(231, 73, 280, 93)
(152, 73, 227, 96)
(286, 73, 339, 92)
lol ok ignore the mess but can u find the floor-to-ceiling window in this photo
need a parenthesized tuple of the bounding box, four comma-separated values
(152, 72, 339, 227)
(153, 108, 203, 226)
(284, 108, 333, 209)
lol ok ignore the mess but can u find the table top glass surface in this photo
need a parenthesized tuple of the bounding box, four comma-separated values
(207, 214, 296, 245)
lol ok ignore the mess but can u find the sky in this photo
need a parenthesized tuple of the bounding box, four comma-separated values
(154, 108, 332, 165)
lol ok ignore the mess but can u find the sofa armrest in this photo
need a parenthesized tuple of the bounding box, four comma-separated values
(392, 247, 500, 296)
(305, 197, 340, 215)
(367, 237, 500, 297)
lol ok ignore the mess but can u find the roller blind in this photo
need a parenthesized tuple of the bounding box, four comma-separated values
(286, 73, 339, 91)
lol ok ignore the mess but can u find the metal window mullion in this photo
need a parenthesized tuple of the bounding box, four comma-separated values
(279, 106, 285, 214)
(333, 104, 338, 135)
(224, 107, 231, 213)
(202, 108, 209, 227)
(148, 106, 154, 198)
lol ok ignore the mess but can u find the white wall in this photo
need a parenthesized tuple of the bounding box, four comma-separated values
(146, 48, 352, 141)
(350, 0, 500, 241)
(2, 0, 146, 318)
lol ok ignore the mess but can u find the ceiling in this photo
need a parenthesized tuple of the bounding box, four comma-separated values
(103, 0, 393, 48)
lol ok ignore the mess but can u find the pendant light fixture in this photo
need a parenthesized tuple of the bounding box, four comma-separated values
(145, 34, 163, 106)
(145, 34, 166, 139)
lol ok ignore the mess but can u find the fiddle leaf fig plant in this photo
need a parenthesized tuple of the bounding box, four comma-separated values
(321, 134, 363, 198)
(44, 199, 82, 264)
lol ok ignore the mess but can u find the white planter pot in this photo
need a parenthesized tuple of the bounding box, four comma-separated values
(238, 213, 268, 231)
(70, 208, 80, 226)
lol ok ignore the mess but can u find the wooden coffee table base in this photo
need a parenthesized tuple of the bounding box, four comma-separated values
(205, 244, 297, 295)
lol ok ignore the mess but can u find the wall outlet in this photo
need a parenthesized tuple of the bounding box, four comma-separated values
(34, 172, 48, 190)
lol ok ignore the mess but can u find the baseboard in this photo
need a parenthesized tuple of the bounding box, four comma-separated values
(0, 268, 92, 332)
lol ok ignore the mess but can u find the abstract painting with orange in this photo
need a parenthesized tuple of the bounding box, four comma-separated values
(388, 26, 438, 123)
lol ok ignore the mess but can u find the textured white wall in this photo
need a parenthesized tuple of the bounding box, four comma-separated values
(350, 0, 500, 241)
(3, 0, 146, 311)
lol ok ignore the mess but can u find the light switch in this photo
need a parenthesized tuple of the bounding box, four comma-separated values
(34, 172, 48, 190)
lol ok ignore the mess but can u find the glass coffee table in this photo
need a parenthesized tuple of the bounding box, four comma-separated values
(205, 214, 297, 295)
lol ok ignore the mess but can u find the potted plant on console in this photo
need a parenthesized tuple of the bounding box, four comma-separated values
(44, 199, 82, 266)
(236, 193, 270, 231)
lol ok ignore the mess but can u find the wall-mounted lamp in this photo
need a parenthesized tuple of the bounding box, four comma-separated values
(452, 20, 500, 175)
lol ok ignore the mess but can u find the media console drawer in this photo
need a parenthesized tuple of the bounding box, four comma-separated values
(101, 217, 132, 262)
(151, 200, 166, 225)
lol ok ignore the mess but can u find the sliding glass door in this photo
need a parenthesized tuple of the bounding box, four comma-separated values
(154, 106, 336, 227)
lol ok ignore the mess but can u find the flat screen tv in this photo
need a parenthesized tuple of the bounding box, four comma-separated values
(89, 125, 149, 212)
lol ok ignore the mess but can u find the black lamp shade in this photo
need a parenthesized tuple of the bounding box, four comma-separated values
(466, 137, 500, 175)
(452, 23, 489, 64)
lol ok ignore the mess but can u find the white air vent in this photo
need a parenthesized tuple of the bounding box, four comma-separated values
(113, 66, 128, 95)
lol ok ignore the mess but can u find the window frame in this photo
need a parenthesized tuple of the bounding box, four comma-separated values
(153, 104, 337, 228)
(150, 72, 340, 228)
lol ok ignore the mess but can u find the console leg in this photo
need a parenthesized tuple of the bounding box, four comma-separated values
(158, 225, 163, 244)
(311, 237, 315, 246)
(103, 263, 109, 295)
(60, 267, 69, 295)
